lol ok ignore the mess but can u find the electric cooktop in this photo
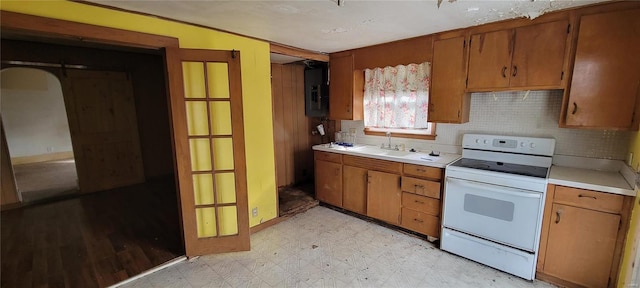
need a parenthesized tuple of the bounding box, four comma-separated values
(449, 158, 549, 178)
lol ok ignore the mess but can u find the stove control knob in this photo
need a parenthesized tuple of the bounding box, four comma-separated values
(530, 143, 536, 148)
(475, 139, 480, 144)
(483, 139, 489, 144)
(520, 142, 526, 147)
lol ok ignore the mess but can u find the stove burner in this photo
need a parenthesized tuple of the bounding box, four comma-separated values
(450, 158, 548, 178)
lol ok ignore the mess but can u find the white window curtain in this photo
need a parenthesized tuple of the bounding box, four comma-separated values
(363, 62, 431, 129)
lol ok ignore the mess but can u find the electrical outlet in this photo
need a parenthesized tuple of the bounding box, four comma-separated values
(252, 207, 258, 217)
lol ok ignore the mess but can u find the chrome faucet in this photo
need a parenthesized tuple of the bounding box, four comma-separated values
(380, 131, 398, 150)
(386, 131, 392, 149)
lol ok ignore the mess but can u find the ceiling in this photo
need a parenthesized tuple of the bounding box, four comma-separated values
(84, 0, 607, 62)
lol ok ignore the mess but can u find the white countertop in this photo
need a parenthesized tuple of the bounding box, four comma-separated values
(312, 144, 461, 168)
(315, 145, 636, 196)
(549, 165, 635, 197)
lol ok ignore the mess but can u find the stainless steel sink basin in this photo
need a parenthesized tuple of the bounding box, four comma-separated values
(382, 150, 411, 157)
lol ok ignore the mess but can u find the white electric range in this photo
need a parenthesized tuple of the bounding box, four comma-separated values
(441, 134, 556, 280)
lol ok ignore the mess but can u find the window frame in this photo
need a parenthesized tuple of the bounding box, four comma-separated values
(364, 125, 436, 140)
(362, 62, 436, 140)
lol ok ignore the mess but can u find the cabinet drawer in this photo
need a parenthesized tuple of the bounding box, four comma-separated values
(401, 177, 441, 199)
(401, 208, 440, 237)
(403, 164, 442, 180)
(402, 192, 440, 216)
(554, 186, 624, 214)
(314, 151, 342, 164)
(343, 155, 402, 174)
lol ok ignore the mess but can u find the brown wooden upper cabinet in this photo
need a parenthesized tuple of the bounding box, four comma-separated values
(562, 9, 640, 130)
(329, 53, 363, 120)
(467, 20, 570, 91)
(429, 35, 470, 123)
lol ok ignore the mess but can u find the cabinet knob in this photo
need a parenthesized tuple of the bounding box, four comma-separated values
(512, 66, 518, 77)
(501, 66, 507, 78)
(555, 210, 562, 224)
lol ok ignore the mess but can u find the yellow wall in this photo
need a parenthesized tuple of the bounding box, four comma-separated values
(0, 0, 277, 227)
(619, 132, 640, 286)
(629, 132, 640, 172)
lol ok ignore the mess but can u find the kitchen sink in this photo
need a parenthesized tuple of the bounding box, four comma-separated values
(383, 150, 411, 157)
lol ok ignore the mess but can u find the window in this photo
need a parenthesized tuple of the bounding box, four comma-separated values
(362, 62, 435, 140)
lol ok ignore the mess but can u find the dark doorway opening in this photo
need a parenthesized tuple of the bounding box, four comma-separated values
(0, 38, 184, 287)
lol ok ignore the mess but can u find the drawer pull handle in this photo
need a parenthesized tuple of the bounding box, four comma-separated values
(414, 184, 424, 189)
(578, 194, 597, 200)
(572, 102, 578, 115)
(413, 218, 424, 223)
(512, 65, 518, 77)
(416, 168, 426, 172)
(555, 211, 562, 224)
(501, 66, 507, 78)
(414, 200, 425, 204)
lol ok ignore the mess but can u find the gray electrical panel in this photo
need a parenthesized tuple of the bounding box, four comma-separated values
(304, 63, 329, 117)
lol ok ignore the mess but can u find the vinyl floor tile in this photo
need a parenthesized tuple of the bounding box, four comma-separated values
(119, 206, 556, 288)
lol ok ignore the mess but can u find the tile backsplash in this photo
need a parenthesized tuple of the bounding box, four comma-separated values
(341, 90, 631, 160)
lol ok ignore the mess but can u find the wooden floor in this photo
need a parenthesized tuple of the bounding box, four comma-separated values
(13, 159, 79, 203)
(1, 176, 184, 288)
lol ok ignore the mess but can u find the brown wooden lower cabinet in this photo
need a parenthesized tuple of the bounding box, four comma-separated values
(367, 170, 401, 225)
(544, 204, 619, 287)
(400, 207, 440, 237)
(537, 184, 633, 288)
(343, 165, 368, 214)
(314, 152, 444, 238)
(314, 159, 342, 207)
(400, 172, 442, 238)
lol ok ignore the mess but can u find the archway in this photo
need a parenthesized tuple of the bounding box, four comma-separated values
(0, 67, 79, 202)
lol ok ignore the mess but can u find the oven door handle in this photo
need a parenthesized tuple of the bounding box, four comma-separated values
(446, 177, 542, 199)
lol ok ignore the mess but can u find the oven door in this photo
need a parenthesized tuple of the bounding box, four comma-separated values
(442, 177, 543, 252)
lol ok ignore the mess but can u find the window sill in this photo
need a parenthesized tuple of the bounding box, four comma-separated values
(364, 127, 437, 140)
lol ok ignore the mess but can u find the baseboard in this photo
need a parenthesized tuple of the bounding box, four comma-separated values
(0, 202, 23, 211)
(109, 256, 186, 288)
(11, 151, 74, 165)
(250, 216, 289, 234)
(536, 271, 582, 288)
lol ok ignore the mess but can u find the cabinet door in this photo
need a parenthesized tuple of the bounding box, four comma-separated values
(429, 36, 469, 123)
(467, 29, 513, 89)
(510, 20, 569, 88)
(565, 9, 640, 129)
(315, 160, 343, 207)
(367, 170, 401, 225)
(544, 204, 620, 287)
(329, 53, 354, 120)
(343, 165, 367, 214)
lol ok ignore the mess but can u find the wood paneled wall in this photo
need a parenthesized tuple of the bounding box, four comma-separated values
(271, 63, 325, 188)
(1, 39, 174, 179)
